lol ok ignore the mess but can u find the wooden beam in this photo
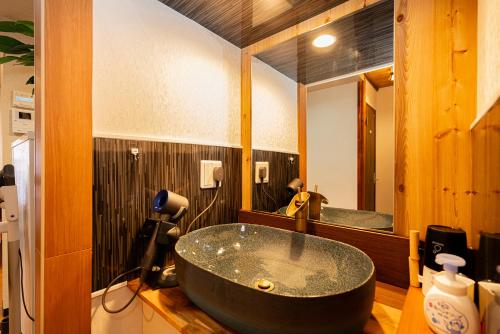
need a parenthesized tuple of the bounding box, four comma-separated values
(247, 0, 383, 56)
(297, 83, 307, 189)
(241, 49, 252, 210)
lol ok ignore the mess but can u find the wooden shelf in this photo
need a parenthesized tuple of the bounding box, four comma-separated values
(129, 279, 406, 334)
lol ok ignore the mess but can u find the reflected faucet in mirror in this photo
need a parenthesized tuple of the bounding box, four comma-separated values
(308, 185, 329, 221)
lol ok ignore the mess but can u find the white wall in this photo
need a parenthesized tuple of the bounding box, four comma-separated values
(307, 82, 358, 209)
(93, 0, 241, 147)
(375, 86, 394, 214)
(476, 0, 500, 122)
(252, 57, 298, 153)
(0, 33, 34, 165)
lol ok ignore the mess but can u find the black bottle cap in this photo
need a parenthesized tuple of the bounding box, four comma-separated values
(423, 225, 467, 272)
(477, 232, 500, 282)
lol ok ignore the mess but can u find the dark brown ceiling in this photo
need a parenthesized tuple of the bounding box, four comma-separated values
(255, 0, 393, 84)
(158, 0, 349, 48)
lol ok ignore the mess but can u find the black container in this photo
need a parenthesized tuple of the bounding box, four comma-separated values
(424, 225, 468, 272)
(477, 232, 500, 282)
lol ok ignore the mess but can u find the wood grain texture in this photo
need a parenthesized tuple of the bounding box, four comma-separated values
(471, 101, 500, 239)
(365, 66, 393, 89)
(297, 83, 307, 189)
(159, 0, 348, 48)
(358, 79, 367, 210)
(239, 210, 410, 288)
(44, 249, 92, 334)
(254, 0, 393, 84)
(396, 287, 432, 334)
(129, 278, 405, 334)
(43, 0, 93, 257)
(394, 0, 479, 245)
(35, 0, 93, 333)
(252, 150, 299, 213)
(92, 138, 242, 291)
(248, 0, 385, 56)
(241, 49, 252, 210)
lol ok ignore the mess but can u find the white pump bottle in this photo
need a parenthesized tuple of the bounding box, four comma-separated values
(423, 253, 479, 334)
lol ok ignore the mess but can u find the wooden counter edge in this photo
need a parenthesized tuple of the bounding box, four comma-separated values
(396, 287, 433, 334)
(128, 279, 408, 334)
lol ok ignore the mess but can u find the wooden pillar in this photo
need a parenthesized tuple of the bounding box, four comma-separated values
(35, 0, 93, 332)
(297, 83, 307, 189)
(241, 49, 252, 210)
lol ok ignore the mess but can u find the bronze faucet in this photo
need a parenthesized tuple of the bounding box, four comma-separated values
(285, 191, 310, 233)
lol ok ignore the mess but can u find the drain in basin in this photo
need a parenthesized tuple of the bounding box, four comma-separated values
(255, 279, 274, 292)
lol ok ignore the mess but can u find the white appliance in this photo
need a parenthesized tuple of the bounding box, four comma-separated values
(11, 133, 35, 334)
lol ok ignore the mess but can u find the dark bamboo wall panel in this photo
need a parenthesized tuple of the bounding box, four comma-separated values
(92, 138, 242, 291)
(256, 0, 393, 84)
(158, 0, 348, 48)
(252, 149, 299, 213)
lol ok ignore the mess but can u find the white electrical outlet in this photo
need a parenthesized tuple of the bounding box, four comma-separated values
(255, 161, 269, 184)
(200, 160, 222, 189)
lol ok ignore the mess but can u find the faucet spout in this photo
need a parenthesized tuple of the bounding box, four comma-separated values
(285, 192, 310, 233)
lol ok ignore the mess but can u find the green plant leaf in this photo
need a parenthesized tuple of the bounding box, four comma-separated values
(0, 21, 34, 37)
(26, 76, 34, 85)
(0, 35, 28, 54)
(0, 55, 18, 64)
(17, 53, 34, 66)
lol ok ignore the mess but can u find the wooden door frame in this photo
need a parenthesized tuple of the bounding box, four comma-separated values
(357, 78, 368, 210)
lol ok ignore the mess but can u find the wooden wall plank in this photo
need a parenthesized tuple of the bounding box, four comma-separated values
(43, 0, 93, 257)
(241, 49, 252, 210)
(44, 250, 92, 334)
(394, 0, 478, 245)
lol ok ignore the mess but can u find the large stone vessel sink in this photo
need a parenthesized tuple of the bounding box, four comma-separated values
(174, 224, 376, 334)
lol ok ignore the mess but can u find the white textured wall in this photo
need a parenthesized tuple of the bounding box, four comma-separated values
(93, 0, 241, 147)
(252, 57, 298, 153)
(476, 0, 500, 122)
(307, 82, 358, 209)
(375, 86, 394, 214)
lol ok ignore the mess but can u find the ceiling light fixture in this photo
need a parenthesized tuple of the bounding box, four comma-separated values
(312, 34, 336, 48)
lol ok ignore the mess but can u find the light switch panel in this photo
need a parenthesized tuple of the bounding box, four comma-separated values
(255, 161, 269, 184)
(200, 160, 222, 189)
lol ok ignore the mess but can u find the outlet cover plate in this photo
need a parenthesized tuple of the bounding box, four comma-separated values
(255, 161, 269, 184)
(200, 160, 222, 189)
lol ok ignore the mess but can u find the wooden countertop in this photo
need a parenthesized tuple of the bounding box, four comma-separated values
(397, 287, 433, 334)
(128, 279, 407, 334)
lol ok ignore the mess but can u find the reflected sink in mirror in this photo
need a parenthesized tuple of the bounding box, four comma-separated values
(279, 206, 393, 231)
(175, 223, 376, 334)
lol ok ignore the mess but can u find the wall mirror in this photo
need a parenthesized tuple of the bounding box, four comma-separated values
(250, 0, 395, 233)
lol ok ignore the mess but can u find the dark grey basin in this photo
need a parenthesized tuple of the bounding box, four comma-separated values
(174, 223, 376, 334)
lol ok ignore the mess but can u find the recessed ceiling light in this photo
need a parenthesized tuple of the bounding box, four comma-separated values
(312, 34, 336, 48)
